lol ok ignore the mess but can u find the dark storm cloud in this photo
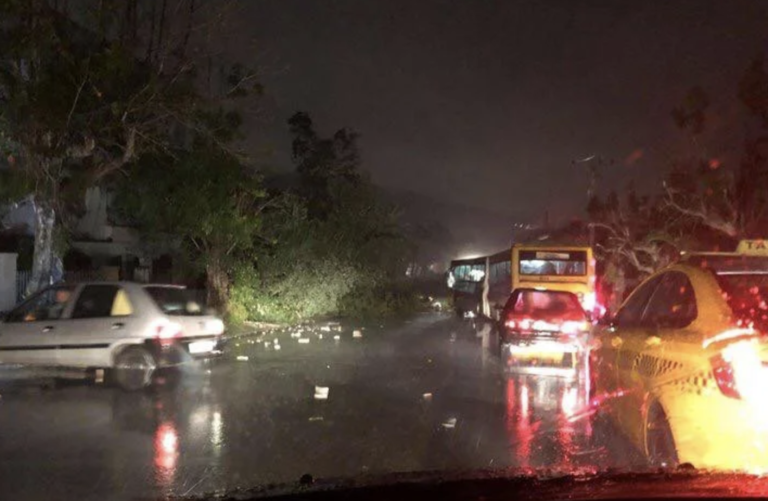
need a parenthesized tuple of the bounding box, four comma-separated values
(233, 0, 768, 222)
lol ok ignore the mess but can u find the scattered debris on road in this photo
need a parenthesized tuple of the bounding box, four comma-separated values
(422, 392, 433, 401)
(314, 386, 329, 400)
(442, 417, 457, 429)
(353, 330, 363, 338)
(298, 338, 310, 344)
(236, 355, 249, 362)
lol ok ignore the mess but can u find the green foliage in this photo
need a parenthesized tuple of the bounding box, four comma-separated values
(115, 145, 264, 256)
(228, 112, 414, 324)
(114, 141, 265, 311)
(338, 281, 422, 319)
(229, 258, 367, 324)
(288, 111, 362, 219)
(0, 1, 261, 293)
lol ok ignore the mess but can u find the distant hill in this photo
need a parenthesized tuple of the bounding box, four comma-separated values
(383, 188, 529, 259)
(263, 172, 533, 262)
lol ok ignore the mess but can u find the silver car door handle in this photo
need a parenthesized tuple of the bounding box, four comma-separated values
(111, 322, 125, 330)
(42, 326, 54, 333)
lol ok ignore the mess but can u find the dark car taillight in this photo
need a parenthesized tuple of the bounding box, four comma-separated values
(156, 322, 183, 346)
(711, 353, 741, 399)
(709, 336, 766, 401)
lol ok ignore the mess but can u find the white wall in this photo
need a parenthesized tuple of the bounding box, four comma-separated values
(76, 186, 113, 240)
(0, 253, 17, 312)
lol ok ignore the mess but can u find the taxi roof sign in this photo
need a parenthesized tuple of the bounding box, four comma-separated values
(737, 240, 768, 255)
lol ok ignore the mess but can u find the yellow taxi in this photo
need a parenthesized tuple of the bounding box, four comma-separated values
(591, 240, 768, 471)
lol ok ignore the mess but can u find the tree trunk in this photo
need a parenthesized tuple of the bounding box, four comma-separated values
(609, 265, 626, 314)
(206, 253, 229, 315)
(26, 200, 57, 296)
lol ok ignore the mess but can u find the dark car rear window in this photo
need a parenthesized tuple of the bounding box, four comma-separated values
(145, 286, 205, 316)
(504, 289, 585, 318)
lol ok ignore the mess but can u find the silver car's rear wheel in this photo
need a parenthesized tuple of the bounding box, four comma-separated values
(114, 346, 156, 391)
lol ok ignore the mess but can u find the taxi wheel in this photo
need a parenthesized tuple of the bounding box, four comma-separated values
(646, 406, 679, 468)
(114, 346, 157, 392)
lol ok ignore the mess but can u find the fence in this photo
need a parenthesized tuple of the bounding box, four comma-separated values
(15, 270, 31, 304)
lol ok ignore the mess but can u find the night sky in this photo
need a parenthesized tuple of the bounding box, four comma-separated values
(232, 0, 768, 224)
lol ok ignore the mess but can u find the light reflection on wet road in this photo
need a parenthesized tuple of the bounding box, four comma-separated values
(0, 313, 643, 500)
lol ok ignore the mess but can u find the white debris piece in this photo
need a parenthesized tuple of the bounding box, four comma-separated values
(353, 330, 363, 338)
(236, 355, 249, 361)
(422, 392, 433, 401)
(290, 332, 300, 338)
(320, 326, 331, 332)
(314, 386, 329, 400)
(442, 417, 457, 429)
(334, 335, 341, 341)
(318, 334, 323, 340)
(274, 344, 281, 350)
(298, 337, 310, 344)
(309, 416, 324, 422)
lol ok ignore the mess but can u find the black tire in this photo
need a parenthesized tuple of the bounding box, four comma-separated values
(113, 346, 157, 392)
(646, 405, 679, 468)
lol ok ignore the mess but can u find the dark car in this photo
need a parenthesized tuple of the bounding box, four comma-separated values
(495, 288, 591, 377)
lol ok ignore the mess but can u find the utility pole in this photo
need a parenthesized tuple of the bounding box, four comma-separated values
(573, 155, 602, 248)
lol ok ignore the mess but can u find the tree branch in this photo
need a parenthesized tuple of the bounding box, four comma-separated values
(92, 127, 136, 181)
(663, 182, 739, 237)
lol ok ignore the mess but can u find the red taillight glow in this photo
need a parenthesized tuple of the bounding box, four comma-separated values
(711, 353, 741, 399)
(561, 320, 588, 335)
(156, 322, 183, 345)
(582, 292, 596, 312)
(710, 339, 766, 402)
(504, 317, 586, 335)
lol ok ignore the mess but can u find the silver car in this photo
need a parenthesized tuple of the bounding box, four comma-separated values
(0, 282, 225, 390)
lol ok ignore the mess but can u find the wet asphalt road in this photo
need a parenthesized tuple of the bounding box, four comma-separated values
(0, 312, 644, 500)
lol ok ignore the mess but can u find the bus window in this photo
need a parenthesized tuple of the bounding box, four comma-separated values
(518, 250, 587, 276)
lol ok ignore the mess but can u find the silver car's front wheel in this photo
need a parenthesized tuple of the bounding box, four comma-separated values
(114, 346, 157, 391)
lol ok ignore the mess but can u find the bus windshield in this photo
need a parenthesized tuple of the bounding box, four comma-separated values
(519, 250, 587, 276)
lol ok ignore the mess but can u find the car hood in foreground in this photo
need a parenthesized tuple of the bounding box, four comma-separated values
(175, 468, 768, 501)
